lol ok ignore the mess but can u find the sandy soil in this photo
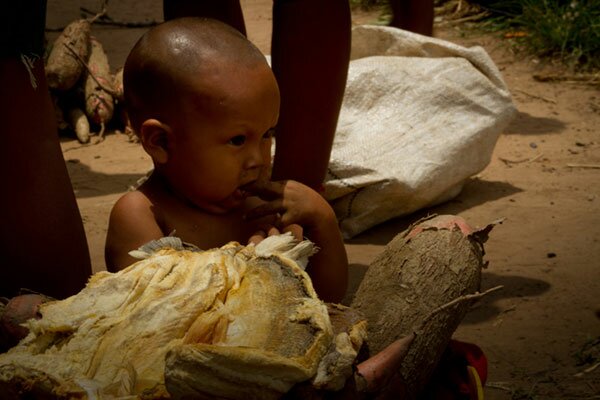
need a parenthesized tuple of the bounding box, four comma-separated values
(47, 1, 600, 398)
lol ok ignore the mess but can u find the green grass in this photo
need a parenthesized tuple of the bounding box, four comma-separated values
(349, 0, 393, 25)
(350, 0, 600, 71)
(349, 0, 388, 8)
(473, 0, 600, 71)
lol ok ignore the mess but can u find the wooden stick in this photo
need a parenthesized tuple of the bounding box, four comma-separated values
(88, 18, 160, 28)
(63, 144, 90, 153)
(415, 285, 503, 332)
(85, 0, 109, 24)
(486, 382, 513, 392)
(514, 89, 557, 104)
(574, 362, 600, 377)
(499, 156, 528, 165)
(45, 5, 109, 31)
(499, 154, 543, 165)
(438, 11, 491, 26)
(455, 0, 463, 15)
(81, 5, 160, 28)
(567, 164, 600, 169)
(528, 153, 544, 163)
(46, 18, 159, 31)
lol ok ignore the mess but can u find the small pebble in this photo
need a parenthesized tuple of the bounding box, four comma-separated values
(530, 142, 538, 149)
(547, 252, 557, 258)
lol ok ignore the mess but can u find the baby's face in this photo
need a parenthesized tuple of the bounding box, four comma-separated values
(163, 62, 280, 214)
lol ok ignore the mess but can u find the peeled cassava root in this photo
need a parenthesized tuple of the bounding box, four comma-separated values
(351, 214, 495, 399)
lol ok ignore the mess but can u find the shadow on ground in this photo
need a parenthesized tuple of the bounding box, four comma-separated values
(462, 272, 551, 324)
(66, 160, 147, 198)
(346, 177, 523, 246)
(504, 111, 567, 135)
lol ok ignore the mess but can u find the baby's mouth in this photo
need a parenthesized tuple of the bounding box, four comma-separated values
(233, 182, 255, 200)
(232, 188, 247, 200)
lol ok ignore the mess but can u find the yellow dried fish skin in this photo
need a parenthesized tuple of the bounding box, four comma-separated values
(0, 234, 334, 399)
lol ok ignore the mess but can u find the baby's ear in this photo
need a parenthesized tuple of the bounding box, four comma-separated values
(139, 119, 171, 164)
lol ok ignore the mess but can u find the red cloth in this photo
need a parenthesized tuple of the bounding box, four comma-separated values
(420, 339, 487, 400)
(449, 339, 488, 385)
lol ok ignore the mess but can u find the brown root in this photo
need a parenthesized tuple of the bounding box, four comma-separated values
(351, 214, 495, 398)
(45, 19, 91, 91)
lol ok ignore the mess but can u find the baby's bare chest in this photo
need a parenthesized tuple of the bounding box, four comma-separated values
(159, 202, 273, 250)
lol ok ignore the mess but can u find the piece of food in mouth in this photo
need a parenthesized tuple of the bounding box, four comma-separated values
(0, 234, 365, 399)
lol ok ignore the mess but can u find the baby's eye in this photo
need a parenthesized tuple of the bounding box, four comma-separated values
(263, 128, 275, 140)
(228, 135, 246, 146)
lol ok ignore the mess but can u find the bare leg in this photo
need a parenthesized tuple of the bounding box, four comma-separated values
(389, 0, 434, 36)
(0, 55, 91, 298)
(270, 0, 351, 190)
(163, 0, 246, 35)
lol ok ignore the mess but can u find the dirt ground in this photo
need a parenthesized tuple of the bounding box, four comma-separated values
(47, 1, 600, 398)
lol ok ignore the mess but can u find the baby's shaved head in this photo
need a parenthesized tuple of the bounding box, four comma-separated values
(124, 17, 268, 132)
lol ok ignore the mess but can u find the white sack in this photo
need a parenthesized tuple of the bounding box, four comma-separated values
(323, 25, 516, 239)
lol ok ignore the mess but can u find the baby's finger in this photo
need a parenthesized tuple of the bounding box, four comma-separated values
(247, 230, 267, 245)
(267, 226, 281, 236)
(244, 199, 285, 221)
(243, 179, 286, 201)
(282, 224, 303, 241)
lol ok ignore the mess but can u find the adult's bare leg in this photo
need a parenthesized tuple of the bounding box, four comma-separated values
(163, 0, 246, 35)
(0, 3, 91, 299)
(390, 0, 434, 36)
(270, 0, 351, 190)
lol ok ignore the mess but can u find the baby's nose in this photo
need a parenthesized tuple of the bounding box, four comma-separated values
(245, 146, 266, 169)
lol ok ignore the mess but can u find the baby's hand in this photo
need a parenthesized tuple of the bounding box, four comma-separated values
(245, 180, 347, 303)
(243, 179, 335, 231)
(247, 224, 303, 245)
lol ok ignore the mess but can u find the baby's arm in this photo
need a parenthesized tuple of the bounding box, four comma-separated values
(105, 191, 165, 272)
(244, 180, 348, 303)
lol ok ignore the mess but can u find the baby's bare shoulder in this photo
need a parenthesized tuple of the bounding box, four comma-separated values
(108, 188, 165, 234)
(106, 189, 166, 272)
(111, 190, 152, 216)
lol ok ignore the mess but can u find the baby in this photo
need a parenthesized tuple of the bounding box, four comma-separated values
(104, 17, 348, 302)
